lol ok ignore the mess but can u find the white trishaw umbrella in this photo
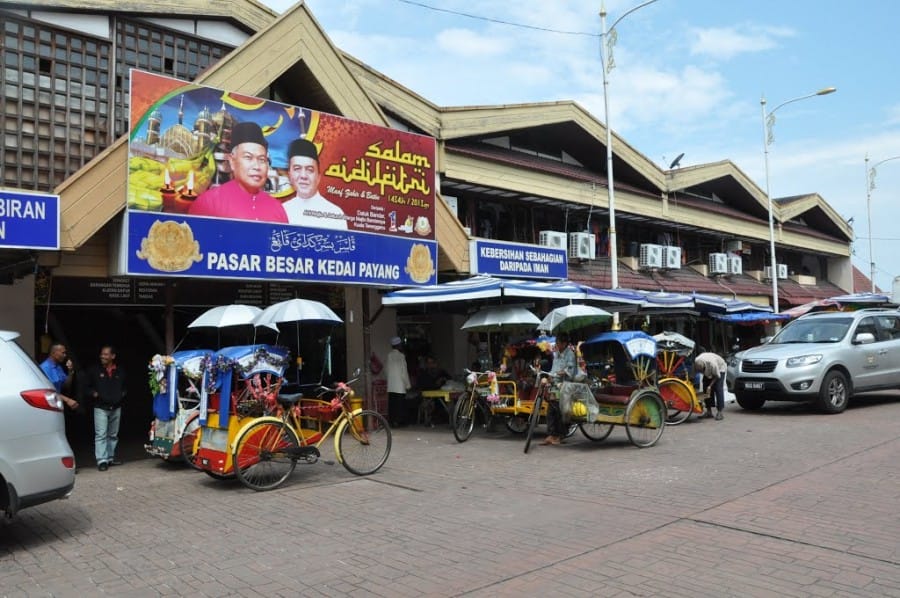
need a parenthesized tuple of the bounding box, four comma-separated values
(538, 304, 611, 334)
(188, 304, 264, 329)
(461, 305, 540, 331)
(252, 299, 344, 385)
(461, 306, 540, 369)
(184, 304, 276, 349)
(252, 298, 343, 327)
(653, 331, 696, 355)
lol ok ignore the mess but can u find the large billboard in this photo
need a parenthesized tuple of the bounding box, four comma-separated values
(125, 70, 437, 286)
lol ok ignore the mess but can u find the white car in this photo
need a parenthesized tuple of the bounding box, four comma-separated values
(0, 331, 76, 517)
(727, 309, 900, 414)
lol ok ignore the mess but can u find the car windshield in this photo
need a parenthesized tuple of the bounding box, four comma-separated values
(772, 317, 852, 344)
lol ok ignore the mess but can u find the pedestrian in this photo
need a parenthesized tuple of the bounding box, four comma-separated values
(693, 351, 727, 420)
(541, 332, 577, 446)
(82, 345, 127, 470)
(39, 342, 79, 410)
(385, 336, 411, 427)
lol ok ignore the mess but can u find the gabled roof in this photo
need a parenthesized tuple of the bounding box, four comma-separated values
(343, 55, 665, 193)
(777, 193, 853, 241)
(851, 264, 881, 294)
(666, 160, 768, 219)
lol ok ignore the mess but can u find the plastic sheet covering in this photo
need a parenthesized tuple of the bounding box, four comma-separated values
(558, 381, 599, 423)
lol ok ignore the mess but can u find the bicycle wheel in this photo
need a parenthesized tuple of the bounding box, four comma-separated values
(579, 421, 614, 441)
(625, 390, 666, 448)
(505, 415, 528, 434)
(452, 391, 477, 443)
(523, 393, 544, 454)
(179, 413, 204, 471)
(336, 410, 392, 476)
(232, 419, 300, 491)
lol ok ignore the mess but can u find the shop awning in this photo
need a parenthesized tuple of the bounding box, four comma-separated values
(381, 276, 648, 307)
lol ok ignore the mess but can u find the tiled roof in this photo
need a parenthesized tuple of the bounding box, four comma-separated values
(851, 264, 881, 294)
(566, 256, 848, 308)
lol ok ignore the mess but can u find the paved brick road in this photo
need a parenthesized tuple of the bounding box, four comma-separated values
(2, 393, 899, 597)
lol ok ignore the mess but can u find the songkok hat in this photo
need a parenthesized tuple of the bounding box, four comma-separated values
(231, 121, 268, 148)
(390, 336, 402, 347)
(288, 137, 319, 161)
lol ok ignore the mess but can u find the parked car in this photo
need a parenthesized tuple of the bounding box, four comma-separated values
(0, 331, 75, 518)
(727, 308, 900, 413)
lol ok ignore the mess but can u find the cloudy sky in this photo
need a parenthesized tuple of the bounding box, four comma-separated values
(261, 0, 900, 294)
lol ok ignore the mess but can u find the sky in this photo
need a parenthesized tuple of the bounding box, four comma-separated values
(260, 0, 900, 295)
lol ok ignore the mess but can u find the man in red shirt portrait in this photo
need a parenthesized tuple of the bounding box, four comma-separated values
(188, 121, 288, 223)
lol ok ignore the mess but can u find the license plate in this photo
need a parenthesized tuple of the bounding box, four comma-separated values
(744, 381, 764, 390)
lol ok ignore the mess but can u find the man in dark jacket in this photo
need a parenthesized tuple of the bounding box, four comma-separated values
(83, 345, 126, 471)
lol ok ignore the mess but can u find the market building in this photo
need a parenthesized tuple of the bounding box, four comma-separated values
(0, 2, 859, 443)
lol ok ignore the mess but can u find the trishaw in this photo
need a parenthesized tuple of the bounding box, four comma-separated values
(452, 334, 580, 442)
(654, 331, 704, 425)
(145, 349, 214, 462)
(524, 330, 666, 453)
(227, 368, 391, 491)
(186, 344, 291, 479)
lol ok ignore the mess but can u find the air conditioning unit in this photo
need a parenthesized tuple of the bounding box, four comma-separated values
(663, 246, 681, 269)
(778, 263, 789, 279)
(539, 230, 567, 249)
(726, 240, 745, 253)
(568, 232, 596, 260)
(708, 252, 728, 274)
(728, 255, 743, 275)
(639, 243, 663, 269)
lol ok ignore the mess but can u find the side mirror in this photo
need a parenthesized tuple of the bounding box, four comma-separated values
(853, 332, 876, 345)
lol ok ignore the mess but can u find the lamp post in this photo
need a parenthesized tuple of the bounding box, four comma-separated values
(865, 154, 900, 292)
(600, 0, 659, 329)
(760, 87, 836, 312)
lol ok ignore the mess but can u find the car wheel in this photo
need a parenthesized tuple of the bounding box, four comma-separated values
(735, 393, 765, 410)
(817, 370, 849, 413)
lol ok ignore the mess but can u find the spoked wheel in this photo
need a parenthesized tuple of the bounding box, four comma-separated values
(452, 392, 477, 443)
(337, 410, 392, 475)
(523, 393, 544, 454)
(505, 415, 528, 434)
(179, 414, 204, 471)
(659, 378, 695, 426)
(625, 389, 666, 448)
(232, 419, 300, 491)
(579, 421, 614, 441)
(564, 423, 579, 438)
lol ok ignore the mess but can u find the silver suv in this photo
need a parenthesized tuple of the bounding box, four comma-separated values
(727, 308, 900, 413)
(0, 331, 76, 517)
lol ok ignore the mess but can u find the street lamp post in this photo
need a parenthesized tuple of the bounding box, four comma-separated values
(865, 155, 900, 293)
(760, 87, 836, 312)
(600, 0, 659, 329)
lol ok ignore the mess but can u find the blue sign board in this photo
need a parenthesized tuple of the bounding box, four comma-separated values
(469, 239, 567, 279)
(127, 211, 438, 286)
(0, 189, 60, 250)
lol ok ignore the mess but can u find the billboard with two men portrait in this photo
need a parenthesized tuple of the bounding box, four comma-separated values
(125, 70, 437, 286)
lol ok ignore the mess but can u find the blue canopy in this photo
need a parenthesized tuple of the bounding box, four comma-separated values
(710, 311, 791, 323)
(582, 330, 657, 359)
(381, 275, 646, 306)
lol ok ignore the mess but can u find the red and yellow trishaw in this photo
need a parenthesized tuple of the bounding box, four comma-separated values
(186, 344, 290, 479)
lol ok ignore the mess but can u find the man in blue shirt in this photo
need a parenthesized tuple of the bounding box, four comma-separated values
(39, 343, 79, 410)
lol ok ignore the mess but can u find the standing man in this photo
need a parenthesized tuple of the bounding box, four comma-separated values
(541, 332, 577, 446)
(385, 336, 411, 427)
(39, 342, 79, 410)
(83, 345, 127, 470)
(693, 351, 727, 420)
(282, 137, 347, 230)
(188, 121, 289, 222)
